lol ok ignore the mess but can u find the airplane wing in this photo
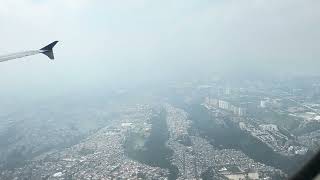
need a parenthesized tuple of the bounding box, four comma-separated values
(0, 41, 58, 62)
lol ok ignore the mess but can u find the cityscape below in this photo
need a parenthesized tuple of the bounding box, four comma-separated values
(0, 75, 320, 180)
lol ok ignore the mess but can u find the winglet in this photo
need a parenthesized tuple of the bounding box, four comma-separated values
(40, 41, 58, 60)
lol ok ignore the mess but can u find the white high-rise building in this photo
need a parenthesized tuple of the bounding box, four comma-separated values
(218, 100, 229, 110)
(260, 100, 267, 108)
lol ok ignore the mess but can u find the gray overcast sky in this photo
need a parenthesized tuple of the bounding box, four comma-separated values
(0, 0, 319, 97)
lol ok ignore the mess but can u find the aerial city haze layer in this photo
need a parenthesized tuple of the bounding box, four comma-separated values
(0, 76, 319, 179)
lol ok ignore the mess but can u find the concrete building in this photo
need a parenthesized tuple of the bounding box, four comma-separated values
(219, 166, 259, 180)
(260, 100, 267, 108)
(219, 100, 229, 110)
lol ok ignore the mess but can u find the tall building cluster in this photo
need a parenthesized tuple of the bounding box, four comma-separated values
(205, 98, 246, 116)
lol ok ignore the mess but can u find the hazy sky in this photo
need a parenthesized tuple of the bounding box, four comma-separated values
(0, 0, 319, 97)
